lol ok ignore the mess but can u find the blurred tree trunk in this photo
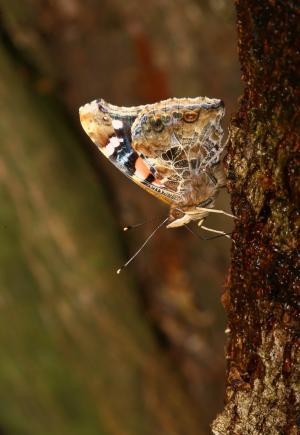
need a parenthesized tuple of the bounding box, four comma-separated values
(0, 31, 204, 435)
(0, 2, 241, 433)
(213, 2, 299, 434)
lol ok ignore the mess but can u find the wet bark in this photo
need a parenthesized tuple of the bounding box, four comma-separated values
(212, 2, 299, 434)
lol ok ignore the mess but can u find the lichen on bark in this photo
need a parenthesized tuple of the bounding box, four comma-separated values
(212, 1, 299, 434)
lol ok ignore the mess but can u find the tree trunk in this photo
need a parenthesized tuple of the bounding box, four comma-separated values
(212, 2, 299, 434)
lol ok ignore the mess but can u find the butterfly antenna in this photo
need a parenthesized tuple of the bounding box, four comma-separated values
(123, 216, 161, 231)
(117, 217, 169, 274)
(184, 224, 232, 241)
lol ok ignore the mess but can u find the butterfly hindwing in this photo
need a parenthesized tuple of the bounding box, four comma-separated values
(130, 97, 225, 202)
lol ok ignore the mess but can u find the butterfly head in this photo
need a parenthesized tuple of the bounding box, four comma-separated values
(166, 167, 224, 229)
(167, 201, 213, 228)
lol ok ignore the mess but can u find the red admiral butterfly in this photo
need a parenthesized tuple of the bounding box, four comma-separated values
(79, 97, 234, 271)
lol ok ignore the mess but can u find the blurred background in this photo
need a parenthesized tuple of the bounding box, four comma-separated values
(0, 1, 241, 434)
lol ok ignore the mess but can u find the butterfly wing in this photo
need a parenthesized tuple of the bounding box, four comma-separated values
(79, 99, 180, 204)
(79, 97, 225, 206)
(130, 97, 225, 203)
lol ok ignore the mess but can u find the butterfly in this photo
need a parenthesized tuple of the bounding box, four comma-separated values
(79, 97, 234, 234)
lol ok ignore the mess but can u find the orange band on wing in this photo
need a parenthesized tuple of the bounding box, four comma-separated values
(135, 157, 151, 179)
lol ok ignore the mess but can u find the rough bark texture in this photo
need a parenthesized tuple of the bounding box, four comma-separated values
(212, 2, 299, 434)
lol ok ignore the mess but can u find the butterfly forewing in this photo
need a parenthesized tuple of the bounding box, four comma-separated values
(79, 97, 226, 228)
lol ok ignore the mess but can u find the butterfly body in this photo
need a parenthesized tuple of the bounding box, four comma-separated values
(79, 97, 226, 228)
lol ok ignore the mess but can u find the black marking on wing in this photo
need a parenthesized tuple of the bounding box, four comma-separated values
(144, 173, 155, 183)
(103, 110, 139, 176)
(110, 146, 138, 176)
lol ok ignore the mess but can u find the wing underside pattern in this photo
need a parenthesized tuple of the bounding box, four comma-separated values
(79, 97, 225, 206)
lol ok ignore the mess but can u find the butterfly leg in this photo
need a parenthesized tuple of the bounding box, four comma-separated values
(197, 218, 205, 227)
(200, 224, 232, 240)
(196, 207, 237, 219)
(185, 224, 232, 241)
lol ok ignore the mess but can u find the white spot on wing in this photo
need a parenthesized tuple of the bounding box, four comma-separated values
(112, 119, 123, 130)
(106, 136, 120, 156)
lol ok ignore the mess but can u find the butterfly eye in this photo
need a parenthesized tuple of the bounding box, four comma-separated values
(170, 208, 184, 220)
(149, 116, 164, 132)
(183, 110, 199, 123)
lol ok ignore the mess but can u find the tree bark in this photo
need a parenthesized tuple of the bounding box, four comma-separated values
(212, 2, 299, 434)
